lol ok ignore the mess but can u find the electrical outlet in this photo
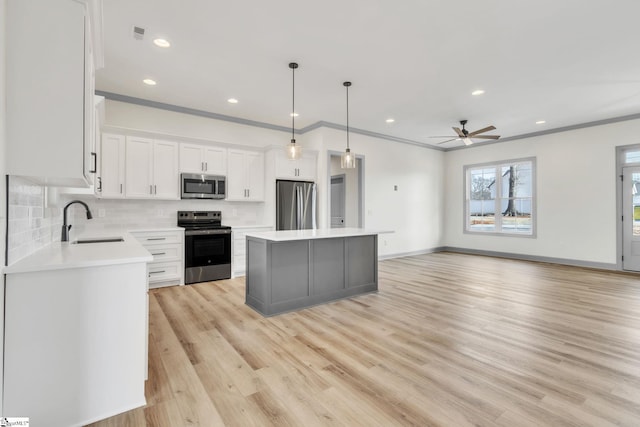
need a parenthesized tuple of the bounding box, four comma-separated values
(232, 208, 238, 217)
(98, 209, 106, 218)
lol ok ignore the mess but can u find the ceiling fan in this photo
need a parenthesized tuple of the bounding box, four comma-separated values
(429, 120, 500, 146)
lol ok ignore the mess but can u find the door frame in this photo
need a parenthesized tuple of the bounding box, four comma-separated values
(616, 144, 640, 270)
(326, 150, 365, 228)
(330, 174, 346, 228)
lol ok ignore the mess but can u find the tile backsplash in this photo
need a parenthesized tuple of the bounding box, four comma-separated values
(63, 195, 268, 237)
(5, 180, 268, 265)
(7, 176, 62, 265)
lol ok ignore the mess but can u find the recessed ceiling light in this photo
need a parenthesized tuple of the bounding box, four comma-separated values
(386, 118, 395, 123)
(536, 120, 546, 125)
(290, 112, 299, 117)
(153, 38, 171, 48)
(471, 89, 485, 96)
(143, 78, 157, 86)
(227, 98, 238, 104)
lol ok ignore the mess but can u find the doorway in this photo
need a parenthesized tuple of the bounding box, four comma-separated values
(622, 166, 640, 270)
(328, 153, 364, 228)
(331, 175, 346, 227)
(617, 145, 640, 271)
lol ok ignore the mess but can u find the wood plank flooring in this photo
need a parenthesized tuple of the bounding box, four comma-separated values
(88, 252, 640, 426)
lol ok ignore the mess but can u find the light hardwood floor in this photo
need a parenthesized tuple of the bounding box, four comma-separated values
(88, 252, 640, 426)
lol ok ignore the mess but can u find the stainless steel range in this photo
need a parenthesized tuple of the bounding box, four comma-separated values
(178, 211, 232, 284)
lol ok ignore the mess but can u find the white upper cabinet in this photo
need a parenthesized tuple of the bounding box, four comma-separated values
(125, 137, 179, 200)
(227, 149, 264, 201)
(153, 141, 180, 199)
(6, 0, 102, 187)
(100, 133, 126, 199)
(274, 149, 317, 181)
(179, 143, 227, 175)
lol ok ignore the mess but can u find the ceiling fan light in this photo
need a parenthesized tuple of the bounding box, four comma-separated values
(463, 138, 473, 146)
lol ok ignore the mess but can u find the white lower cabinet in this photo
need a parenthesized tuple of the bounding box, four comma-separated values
(130, 229, 185, 288)
(4, 262, 148, 427)
(232, 226, 273, 276)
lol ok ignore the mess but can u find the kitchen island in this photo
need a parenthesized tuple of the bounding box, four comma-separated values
(245, 228, 384, 316)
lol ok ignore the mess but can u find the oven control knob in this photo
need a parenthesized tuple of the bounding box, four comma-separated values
(208, 260, 211, 264)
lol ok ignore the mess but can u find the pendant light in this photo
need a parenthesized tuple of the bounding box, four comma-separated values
(286, 62, 301, 160)
(341, 81, 356, 169)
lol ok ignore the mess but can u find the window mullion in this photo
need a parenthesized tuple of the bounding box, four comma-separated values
(494, 165, 502, 231)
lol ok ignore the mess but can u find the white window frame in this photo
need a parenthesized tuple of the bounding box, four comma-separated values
(464, 157, 536, 237)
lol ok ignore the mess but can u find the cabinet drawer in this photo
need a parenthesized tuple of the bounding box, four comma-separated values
(130, 230, 183, 246)
(147, 244, 182, 262)
(147, 261, 182, 283)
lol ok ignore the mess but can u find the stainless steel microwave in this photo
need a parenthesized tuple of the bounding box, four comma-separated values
(181, 173, 226, 199)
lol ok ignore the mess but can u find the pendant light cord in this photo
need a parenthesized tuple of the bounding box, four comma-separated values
(291, 64, 295, 141)
(344, 81, 351, 150)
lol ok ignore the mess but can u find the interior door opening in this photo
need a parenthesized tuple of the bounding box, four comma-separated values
(328, 153, 363, 228)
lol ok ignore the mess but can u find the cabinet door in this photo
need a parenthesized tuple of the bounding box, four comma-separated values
(100, 133, 126, 198)
(83, 16, 96, 186)
(204, 146, 227, 175)
(179, 143, 204, 173)
(245, 151, 265, 201)
(125, 137, 154, 199)
(153, 141, 179, 199)
(274, 150, 297, 179)
(297, 154, 317, 181)
(226, 150, 247, 200)
(7, 0, 88, 186)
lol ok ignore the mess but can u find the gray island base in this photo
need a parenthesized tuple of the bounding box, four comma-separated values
(245, 228, 381, 316)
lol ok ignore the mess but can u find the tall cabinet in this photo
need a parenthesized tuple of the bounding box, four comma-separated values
(6, 0, 102, 187)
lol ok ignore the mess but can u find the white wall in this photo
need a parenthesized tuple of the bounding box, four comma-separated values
(312, 127, 445, 257)
(443, 118, 640, 265)
(105, 100, 289, 149)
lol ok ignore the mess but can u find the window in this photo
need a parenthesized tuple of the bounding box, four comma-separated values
(465, 158, 535, 236)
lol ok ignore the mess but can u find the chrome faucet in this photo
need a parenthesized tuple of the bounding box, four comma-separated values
(61, 200, 93, 242)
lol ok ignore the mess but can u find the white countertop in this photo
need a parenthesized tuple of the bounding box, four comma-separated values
(244, 228, 393, 242)
(4, 232, 153, 274)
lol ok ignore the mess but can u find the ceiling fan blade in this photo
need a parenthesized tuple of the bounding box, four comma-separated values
(426, 136, 458, 138)
(471, 135, 501, 140)
(453, 127, 465, 137)
(467, 125, 496, 137)
(436, 138, 458, 145)
(462, 138, 473, 146)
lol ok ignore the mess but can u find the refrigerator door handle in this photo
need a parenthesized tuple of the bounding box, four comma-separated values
(296, 185, 303, 229)
(289, 185, 297, 230)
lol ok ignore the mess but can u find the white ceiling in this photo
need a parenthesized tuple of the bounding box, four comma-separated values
(96, 0, 640, 148)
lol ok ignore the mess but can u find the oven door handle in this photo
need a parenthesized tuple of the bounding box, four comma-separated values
(185, 229, 232, 236)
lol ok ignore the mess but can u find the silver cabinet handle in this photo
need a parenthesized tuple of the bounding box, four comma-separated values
(201, 162, 204, 171)
(147, 237, 166, 241)
(150, 185, 153, 195)
(120, 183, 123, 194)
(247, 189, 250, 198)
(205, 162, 208, 172)
(149, 270, 165, 275)
(151, 252, 166, 256)
(154, 184, 157, 195)
(97, 177, 102, 192)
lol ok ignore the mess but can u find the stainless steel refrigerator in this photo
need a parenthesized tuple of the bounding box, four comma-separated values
(276, 180, 317, 230)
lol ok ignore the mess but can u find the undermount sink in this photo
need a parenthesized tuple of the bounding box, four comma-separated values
(72, 237, 125, 244)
